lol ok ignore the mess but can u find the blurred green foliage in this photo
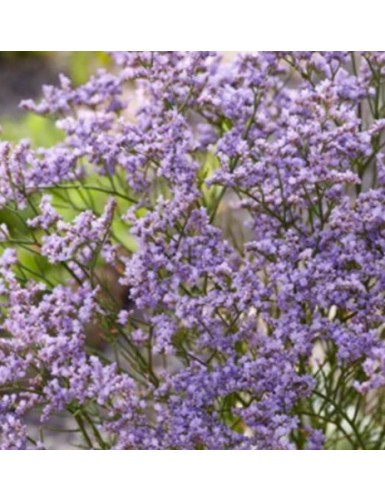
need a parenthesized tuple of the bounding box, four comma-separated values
(66, 51, 111, 85)
(0, 51, 109, 84)
(1, 114, 64, 147)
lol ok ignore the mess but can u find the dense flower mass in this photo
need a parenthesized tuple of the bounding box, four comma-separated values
(2, 52, 385, 449)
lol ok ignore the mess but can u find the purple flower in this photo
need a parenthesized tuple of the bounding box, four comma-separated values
(2, 52, 385, 449)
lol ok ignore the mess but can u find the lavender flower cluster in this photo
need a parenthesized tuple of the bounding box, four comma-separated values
(2, 52, 385, 449)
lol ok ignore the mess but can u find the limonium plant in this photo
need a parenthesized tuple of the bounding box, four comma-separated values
(2, 51, 385, 449)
